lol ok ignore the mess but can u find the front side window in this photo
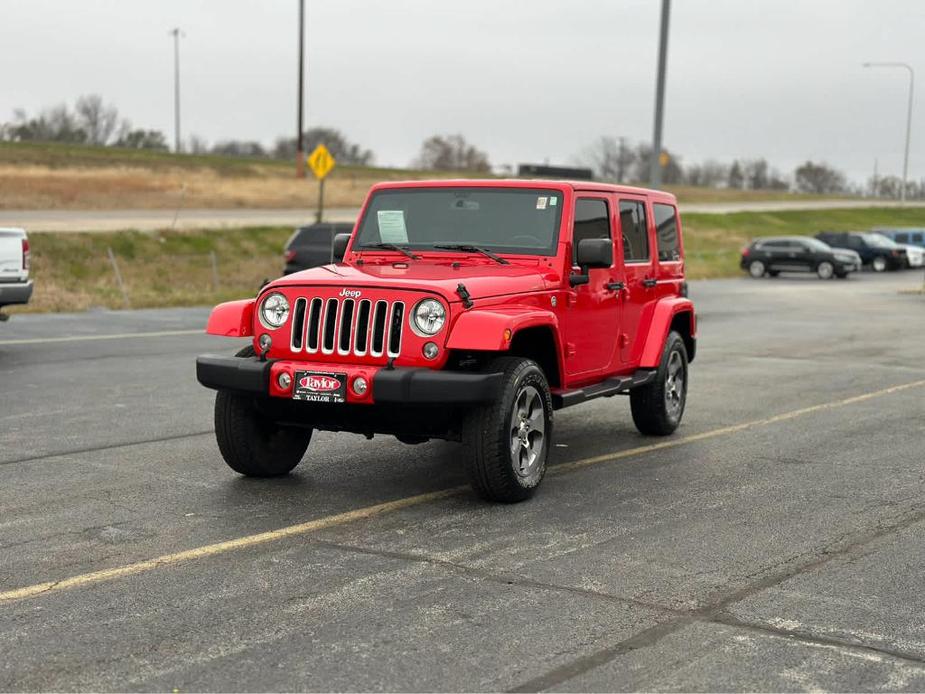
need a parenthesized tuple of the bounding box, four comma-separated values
(653, 203, 680, 261)
(572, 198, 611, 263)
(619, 200, 650, 262)
(354, 187, 563, 256)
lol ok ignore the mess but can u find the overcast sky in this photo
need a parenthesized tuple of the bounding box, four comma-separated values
(1, 0, 922, 182)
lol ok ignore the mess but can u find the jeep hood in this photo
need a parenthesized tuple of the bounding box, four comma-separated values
(271, 261, 558, 302)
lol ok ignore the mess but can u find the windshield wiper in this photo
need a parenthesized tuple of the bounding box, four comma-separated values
(433, 244, 509, 265)
(363, 243, 420, 260)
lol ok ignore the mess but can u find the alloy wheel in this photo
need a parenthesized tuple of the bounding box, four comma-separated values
(509, 385, 546, 478)
(664, 350, 685, 418)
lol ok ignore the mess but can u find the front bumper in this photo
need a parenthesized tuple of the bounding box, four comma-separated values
(196, 354, 502, 405)
(0, 280, 33, 306)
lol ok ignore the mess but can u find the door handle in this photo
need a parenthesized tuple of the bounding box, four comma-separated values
(605, 281, 625, 292)
(642, 278, 657, 288)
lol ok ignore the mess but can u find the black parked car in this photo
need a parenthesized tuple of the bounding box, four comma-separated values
(740, 236, 860, 279)
(283, 222, 355, 274)
(815, 231, 906, 272)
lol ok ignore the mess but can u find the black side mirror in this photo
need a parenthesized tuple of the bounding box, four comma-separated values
(576, 238, 613, 268)
(569, 238, 613, 287)
(332, 233, 351, 262)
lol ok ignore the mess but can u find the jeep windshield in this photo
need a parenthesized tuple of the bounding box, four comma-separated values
(354, 187, 563, 257)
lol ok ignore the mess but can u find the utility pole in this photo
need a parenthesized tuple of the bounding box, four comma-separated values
(170, 27, 183, 153)
(650, 0, 671, 188)
(863, 62, 914, 203)
(296, 0, 306, 177)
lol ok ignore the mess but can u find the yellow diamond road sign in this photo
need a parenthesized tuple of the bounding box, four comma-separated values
(307, 144, 336, 180)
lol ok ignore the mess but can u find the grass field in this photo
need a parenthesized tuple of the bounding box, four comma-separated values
(0, 141, 845, 211)
(9, 206, 924, 314)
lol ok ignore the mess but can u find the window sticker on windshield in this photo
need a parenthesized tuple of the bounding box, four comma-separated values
(377, 210, 409, 243)
(536, 196, 548, 210)
(549, 196, 558, 206)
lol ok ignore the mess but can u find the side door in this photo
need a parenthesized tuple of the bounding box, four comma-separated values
(791, 239, 816, 271)
(617, 197, 655, 364)
(762, 239, 795, 271)
(564, 196, 622, 380)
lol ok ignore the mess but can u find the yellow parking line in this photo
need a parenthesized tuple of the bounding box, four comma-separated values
(1, 378, 923, 605)
(0, 329, 203, 346)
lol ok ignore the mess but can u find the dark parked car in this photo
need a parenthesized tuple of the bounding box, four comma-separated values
(741, 236, 860, 279)
(815, 231, 906, 272)
(283, 222, 355, 274)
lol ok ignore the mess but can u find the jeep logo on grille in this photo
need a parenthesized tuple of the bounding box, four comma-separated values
(339, 288, 362, 299)
(299, 375, 342, 392)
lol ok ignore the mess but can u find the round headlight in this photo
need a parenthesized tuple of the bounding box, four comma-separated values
(259, 292, 290, 329)
(412, 299, 446, 336)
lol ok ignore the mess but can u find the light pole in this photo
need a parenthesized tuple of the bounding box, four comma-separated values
(650, 0, 671, 188)
(863, 62, 914, 203)
(170, 27, 183, 153)
(296, 0, 306, 177)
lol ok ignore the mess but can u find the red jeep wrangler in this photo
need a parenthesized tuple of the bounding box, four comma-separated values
(197, 180, 696, 502)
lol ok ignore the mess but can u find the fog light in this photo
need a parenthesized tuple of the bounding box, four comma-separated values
(258, 333, 272, 352)
(423, 342, 439, 359)
(277, 372, 292, 390)
(353, 376, 368, 395)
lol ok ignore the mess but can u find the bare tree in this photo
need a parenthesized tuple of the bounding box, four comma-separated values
(743, 158, 769, 189)
(187, 134, 209, 154)
(113, 128, 169, 150)
(415, 134, 491, 172)
(273, 127, 373, 165)
(632, 143, 683, 184)
(211, 140, 267, 158)
(794, 161, 846, 194)
(75, 94, 119, 145)
(580, 136, 635, 182)
(727, 161, 744, 189)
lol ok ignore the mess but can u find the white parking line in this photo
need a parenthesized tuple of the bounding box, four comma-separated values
(0, 329, 204, 346)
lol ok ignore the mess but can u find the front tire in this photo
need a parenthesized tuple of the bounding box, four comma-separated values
(630, 331, 688, 436)
(872, 255, 888, 272)
(463, 357, 553, 503)
(213, 346, 312, 476)
(816, 261, 834, 279)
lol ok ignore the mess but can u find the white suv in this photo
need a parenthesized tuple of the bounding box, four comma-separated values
(0, 227, 33, 319)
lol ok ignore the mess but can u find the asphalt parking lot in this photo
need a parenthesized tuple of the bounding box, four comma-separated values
(1, 271, 924, 691)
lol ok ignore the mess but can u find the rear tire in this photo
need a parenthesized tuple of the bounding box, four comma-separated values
(630, 331, 688, 436)
(213, 346, 312, 477)
(463, 357, 553, 503)
(816, 261, 834, 279)
(748, 260, 766, 278)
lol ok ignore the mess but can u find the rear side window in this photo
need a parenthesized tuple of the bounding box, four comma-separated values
(653, 203, 680, 261)
(619, 200, 650, 262)
(572, 198, 611, 264)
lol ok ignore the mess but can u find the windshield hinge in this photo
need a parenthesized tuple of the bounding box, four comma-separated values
(456, 283, 473, 309)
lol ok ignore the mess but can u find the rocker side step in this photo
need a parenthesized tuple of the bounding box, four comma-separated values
(551, 369, 657, 410)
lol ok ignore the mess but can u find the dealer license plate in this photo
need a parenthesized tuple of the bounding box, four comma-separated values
(292, 371, 347, 403)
